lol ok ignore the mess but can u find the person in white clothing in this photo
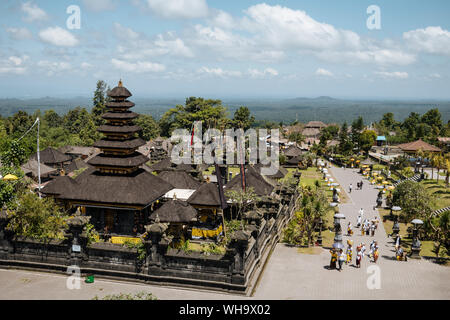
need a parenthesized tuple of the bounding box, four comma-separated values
(359, 208, 364, 219)
(356, 215, 362, 228)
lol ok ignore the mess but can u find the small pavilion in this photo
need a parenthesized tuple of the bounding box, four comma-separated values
(397, 139, 441, 154)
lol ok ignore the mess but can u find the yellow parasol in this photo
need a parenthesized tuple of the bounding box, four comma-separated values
(382, 181, 389, 184)
(372, 172, 378, 176)
(388, 186, 395, 190)
(2, 174, 18, 181)
(362, 165, 368, 168)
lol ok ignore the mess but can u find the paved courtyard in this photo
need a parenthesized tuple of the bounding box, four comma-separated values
(0, 165, 449, 300)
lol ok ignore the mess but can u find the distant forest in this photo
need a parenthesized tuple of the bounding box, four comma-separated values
(1, 96, 449, 125)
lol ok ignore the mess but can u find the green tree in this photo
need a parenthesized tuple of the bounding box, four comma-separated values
(159, 97, 228, 137)
(43, 110, 63, 128)
(5, 111, 34, 137)
(225, 187, 260, 220)
(0, 166, 24, 208)
(6, 192, 69, 242)
(63, 107, 100, 146)
(135, 114, 160, 141)
(232, 106, 255, 130)
(380, 112, 396, 129)
(351, 116, 364, 151)
(392, 181, 434, 222)
(338, 122, 353, 155)
(91, 80, 109, 126)
(359, 129, 377, 155)
(1, 140, 26, 167)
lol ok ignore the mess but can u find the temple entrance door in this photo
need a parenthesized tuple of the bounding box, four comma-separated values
(104, 210, 115, 232)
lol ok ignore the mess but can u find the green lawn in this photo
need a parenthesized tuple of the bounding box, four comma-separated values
(379, 208, 449, 259)
(420, 179, 450, 210)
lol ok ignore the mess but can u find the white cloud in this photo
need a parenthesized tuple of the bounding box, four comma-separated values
(403, 26, 450, 56)
(315, 48, 416, 66)
(39, 27, 79, 47)
(248, 67, 279, 78)
(243, 4, 361, 51)
(208, 9, 235, 29)
(111, 58, 165, 73)
(113, 24, 194, 59)
(21, 1, 49, 22)
(113, 23, 140, 41)
(0, 56, 29, 74)
(146, 0, 209, 19)
(81, 62, 94, 69)
(82, 0, 117, 12)
(186, 4, 413, 66)
(374, 71, 409, 79)
(37, 60, 72, 76)
(197, 67, 242, 78)
(6, 27, 33, 40)
(315, 68, 333, 77)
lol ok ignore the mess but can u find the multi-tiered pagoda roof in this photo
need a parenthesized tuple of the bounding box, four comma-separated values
(43, 81, 173, 208)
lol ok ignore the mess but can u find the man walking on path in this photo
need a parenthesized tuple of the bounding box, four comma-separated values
(349, 184, 353, 193)
(338, 249, 346, 271)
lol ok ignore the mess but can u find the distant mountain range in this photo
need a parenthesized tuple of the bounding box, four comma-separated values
(1, 96, 449, 124)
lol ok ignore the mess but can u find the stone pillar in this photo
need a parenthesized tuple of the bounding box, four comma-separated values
(0, 209, 14, 259)
(66, 211, 90, 267)
(144, 216, 169, 275)
(230, 230, 250, 284)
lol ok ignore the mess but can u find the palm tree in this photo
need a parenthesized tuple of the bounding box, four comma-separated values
(445, 159, 450, 188)
(432, 155, 440, 181)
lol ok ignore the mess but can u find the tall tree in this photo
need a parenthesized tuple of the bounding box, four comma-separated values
(43, 109, 63, 128)
(232, 106, 255, 130)
(159, 97, 228, 137)
(351, 116, 364, 151)
(91, 80, 109, 126)
(134, 114, 160, 141)
(359, 129, 377, 155)
(338, 122, 353, 155)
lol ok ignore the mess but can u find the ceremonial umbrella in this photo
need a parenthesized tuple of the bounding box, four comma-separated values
(2, 174, 18, 181)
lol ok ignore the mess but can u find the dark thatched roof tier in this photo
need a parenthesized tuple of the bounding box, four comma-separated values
(97, 125, 141, 134)
(108, 86, 132, 99)
(254, 163, 288, 179)
(105, 100, 135, 108)
(157, 170, 201, 189)
(30, 147, 71, 165)
(286, 155, 303, 165)
(88, 152, 149, 168)
(56, 167, 173, 207)
(41, 175, 79, 196)
(283, 145, 303, 158)
(188, 182, 222, 207)
(225, 166, 274, 196)
(149, 158, 195, 172)
(102, 112, 138, 120)
(93, 138, 146, 150)
(21, 159, 57, 177)
(64, 158, 90, 174)
(149, 200, 197, 223)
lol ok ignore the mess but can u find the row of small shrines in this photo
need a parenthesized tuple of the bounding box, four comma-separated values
(41, 159, 298, 244)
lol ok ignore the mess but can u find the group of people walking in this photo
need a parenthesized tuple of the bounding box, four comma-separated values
(329, 239, 379, 271)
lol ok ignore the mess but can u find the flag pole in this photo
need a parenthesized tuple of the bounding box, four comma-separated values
(37, 118, 41, 198)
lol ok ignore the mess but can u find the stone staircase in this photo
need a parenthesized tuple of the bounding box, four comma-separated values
(393, 174, 421, 187)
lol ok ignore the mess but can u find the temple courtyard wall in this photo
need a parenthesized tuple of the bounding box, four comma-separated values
(0, 194, 296, 295)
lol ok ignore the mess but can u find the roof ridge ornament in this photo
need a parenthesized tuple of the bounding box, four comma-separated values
(118, 79, 123, 87)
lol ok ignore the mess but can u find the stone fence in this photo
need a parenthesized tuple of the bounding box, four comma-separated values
(0, 192, 297, 295)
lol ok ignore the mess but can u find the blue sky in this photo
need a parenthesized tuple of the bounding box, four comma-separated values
(0, 0, 449, 99)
